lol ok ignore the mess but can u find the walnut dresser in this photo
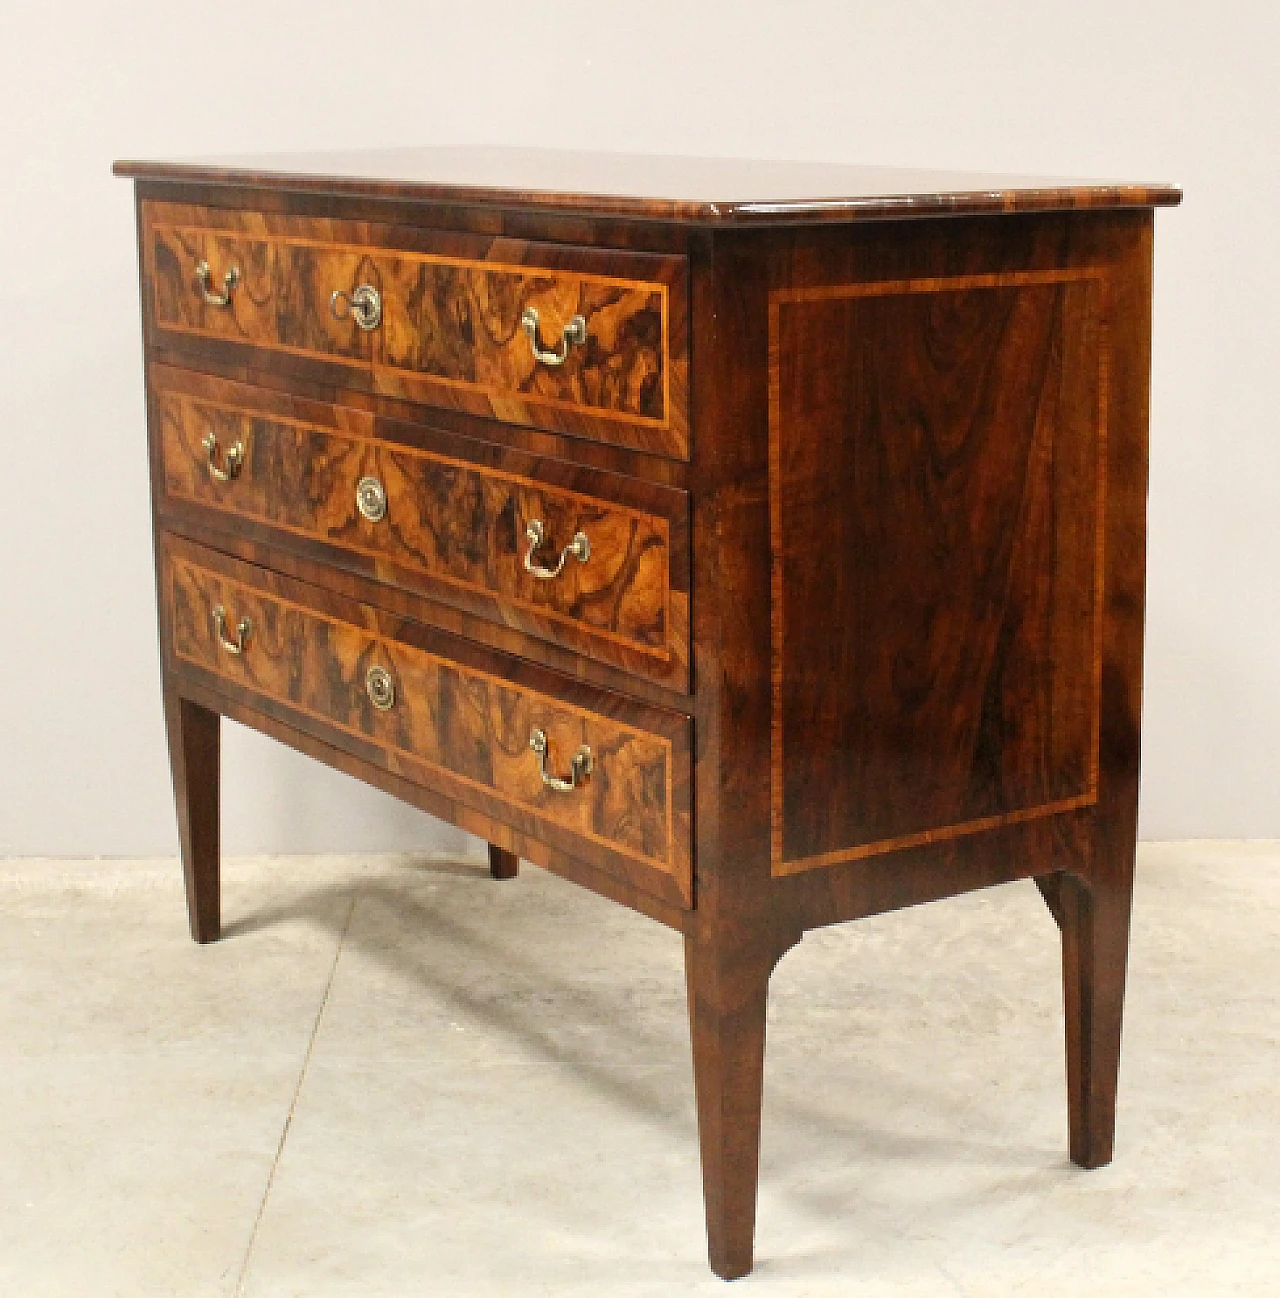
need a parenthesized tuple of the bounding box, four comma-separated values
(113, 148, 1180, 1280)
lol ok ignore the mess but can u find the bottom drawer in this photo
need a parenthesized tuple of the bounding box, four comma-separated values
(162, 537, 692, 907)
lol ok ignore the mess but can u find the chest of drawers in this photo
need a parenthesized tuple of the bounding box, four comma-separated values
(115, 148, 1179, 1280)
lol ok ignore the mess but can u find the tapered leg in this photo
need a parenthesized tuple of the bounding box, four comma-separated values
(685, 934, 776, 1281)
(1058, 866, 1135, 1168)
(164, 688, 221, 943)
(488, 843, 519, 880)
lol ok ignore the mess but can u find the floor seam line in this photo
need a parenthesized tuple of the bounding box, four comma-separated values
(233, 891, 358, 1298)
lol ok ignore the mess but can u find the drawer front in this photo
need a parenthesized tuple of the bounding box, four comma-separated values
(154, 368, 689, 690)
(164, 541, 692, 906)
(145, 202, 688, 458)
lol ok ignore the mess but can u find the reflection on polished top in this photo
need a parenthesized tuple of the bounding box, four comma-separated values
(112, 145, 1182, 225)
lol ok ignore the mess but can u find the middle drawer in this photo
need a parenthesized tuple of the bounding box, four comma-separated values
(153, 366, 690, 690)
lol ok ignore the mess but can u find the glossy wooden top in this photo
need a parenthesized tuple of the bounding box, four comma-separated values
(114, 147, 1181, 225)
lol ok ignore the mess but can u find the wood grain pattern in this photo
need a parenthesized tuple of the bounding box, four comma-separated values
(770, 269, 1108, 875)
(151, 224, 371, 361)
(115, 146, 1182, 225)
(146, 342, 691, 487)
(165, 543, 691, 903)
(145, 202, 688, 457)
(156, 373, 686, 683)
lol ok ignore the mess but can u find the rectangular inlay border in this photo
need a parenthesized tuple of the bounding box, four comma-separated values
(168, 555, 682, 880)
(768, 268, 1112, 876)
(146, 216, 675, 434)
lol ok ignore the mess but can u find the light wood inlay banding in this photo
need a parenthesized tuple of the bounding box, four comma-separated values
(769, 269, 1111, 876)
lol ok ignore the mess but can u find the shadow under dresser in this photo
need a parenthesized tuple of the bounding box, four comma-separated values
(113, 147, 1180, 1281)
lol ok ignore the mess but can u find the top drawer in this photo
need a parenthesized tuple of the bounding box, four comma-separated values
(142, 202, 689, 459)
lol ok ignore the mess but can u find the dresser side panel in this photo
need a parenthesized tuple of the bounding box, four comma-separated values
(772, 270, 1107, 873)
(746, 212, 1154, 905)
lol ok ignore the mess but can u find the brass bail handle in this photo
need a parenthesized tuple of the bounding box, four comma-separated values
(212, 605, 252, 655)
(195, 261, 240, 308)
(330, 284, 383, 331)
(523, 519, 590, 580)
(202, 432, 243, 483)
(520, 307, 587, 366)
(529, 727, 593, 793)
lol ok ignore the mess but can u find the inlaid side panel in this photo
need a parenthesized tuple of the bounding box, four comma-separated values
(770, 270, 1108, 875)
(155, 374, 687, 686)
(166, 548, 691, 901)
(144, 202, 688, 457)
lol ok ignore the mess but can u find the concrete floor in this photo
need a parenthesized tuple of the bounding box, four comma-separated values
(0, 842, 1276, 1296)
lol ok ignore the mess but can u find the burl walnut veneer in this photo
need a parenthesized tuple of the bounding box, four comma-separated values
(115, 147, 1180, 1280)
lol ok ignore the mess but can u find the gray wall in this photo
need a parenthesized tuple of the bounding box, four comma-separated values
(1, 0, 1275, 857)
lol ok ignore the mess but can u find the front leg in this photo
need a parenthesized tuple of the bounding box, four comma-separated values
(685, 932, 789, 1280)
(163, 686, 221, 943)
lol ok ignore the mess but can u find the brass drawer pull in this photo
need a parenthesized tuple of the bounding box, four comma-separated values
(520, 307, 587, 367)
(195, 260, 239, 308)
(202, 432, 243, 483)
(356, 476, 388, 522)
(523, 519, 590, 580)
(365, 665, 396, 711)
(330, 284, 382, 331)
(529, 727, 593, 792)
(212, 605, 251, 655)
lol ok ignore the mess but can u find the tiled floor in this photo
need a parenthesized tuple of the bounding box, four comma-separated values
(0, 842, 1276, 1295)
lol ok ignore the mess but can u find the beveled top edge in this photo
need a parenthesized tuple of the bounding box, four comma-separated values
(113, 146, 1182, 224)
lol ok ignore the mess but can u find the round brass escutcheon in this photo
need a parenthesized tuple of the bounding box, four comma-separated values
(356, 476, 388, 523)
(329, 283, 383, 331)
(366, 665, 396, 711)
